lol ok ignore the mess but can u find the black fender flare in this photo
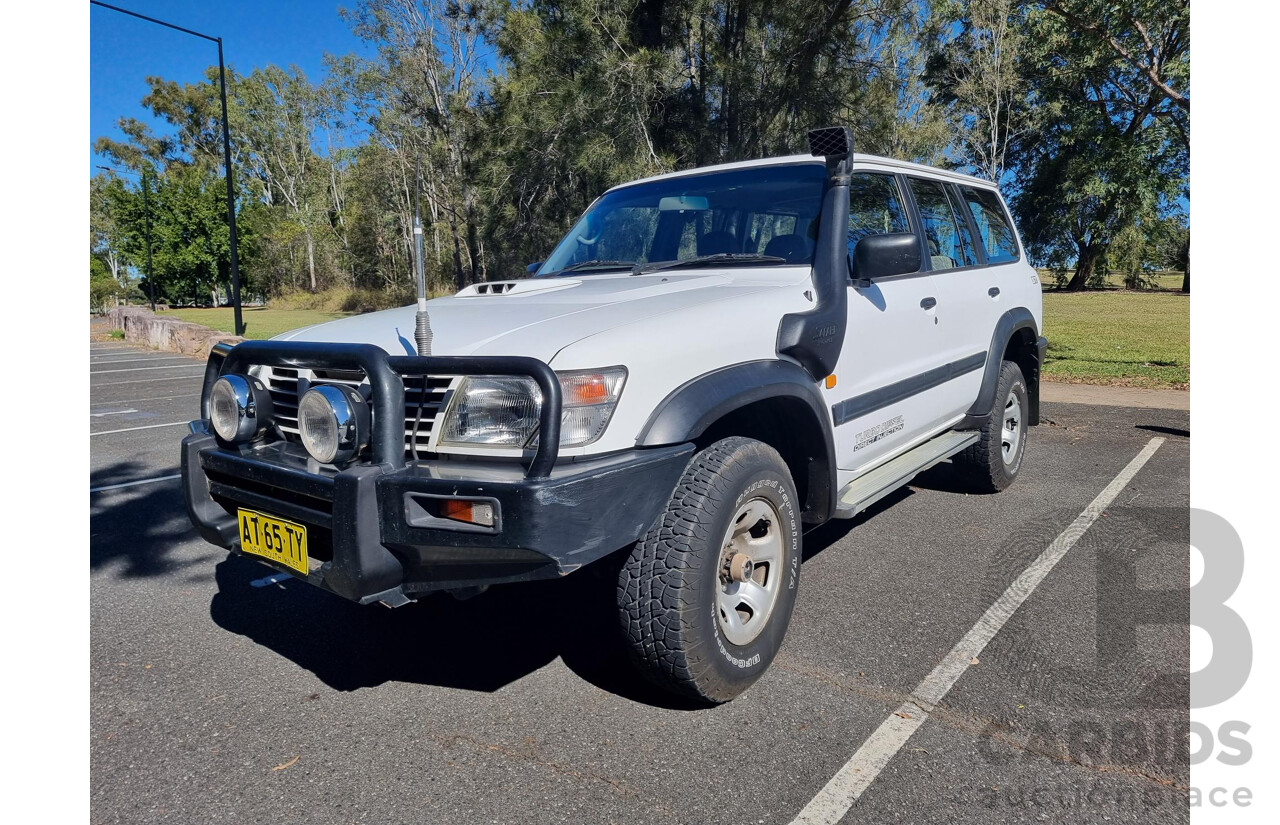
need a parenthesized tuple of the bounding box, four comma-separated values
(962, 307, 1041, 424)
(636, 360, 837, 522)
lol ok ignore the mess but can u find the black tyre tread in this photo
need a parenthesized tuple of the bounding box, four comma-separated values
(618, 437, 787, 702)
(956, 360, 1026, 493)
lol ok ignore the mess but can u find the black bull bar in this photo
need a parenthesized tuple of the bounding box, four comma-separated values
(201, 339, 564, 477)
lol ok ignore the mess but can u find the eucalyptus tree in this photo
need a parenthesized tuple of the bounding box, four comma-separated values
(90, 174, 134, 299)
(237, 65, 329, 292)
(926, 0, 1032, 182)
(345, 0, 491, 290)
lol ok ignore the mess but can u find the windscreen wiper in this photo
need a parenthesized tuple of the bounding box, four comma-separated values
(632, 253, 788, 276)
(548, 259, 637, 276)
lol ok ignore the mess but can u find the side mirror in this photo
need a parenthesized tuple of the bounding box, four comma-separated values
(526, 261, 544, 275)
(849, 233, 921, 287)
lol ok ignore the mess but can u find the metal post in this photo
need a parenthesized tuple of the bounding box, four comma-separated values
(142, 170, 154, 311)
(216, 39, 244, 336)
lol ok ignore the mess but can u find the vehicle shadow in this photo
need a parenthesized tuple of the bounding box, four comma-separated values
(908, 460, 989, 495)
(208, 550, 708, 709)
(87, 443, 912, 708)
(799, 486, 911, 562)
(208, 492, 898, 710)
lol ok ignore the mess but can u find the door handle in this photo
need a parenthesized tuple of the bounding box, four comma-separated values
(988, 287, 1000, 297)
(920, 297, 937, 310)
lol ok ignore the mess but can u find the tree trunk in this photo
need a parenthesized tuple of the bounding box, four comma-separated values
(306, 230, 317, 292)
(1181, 238, 1190, 293)
(1066, 245, 1099, 291)
(465, 195, 481, 283)
(448, 215, 466, 292)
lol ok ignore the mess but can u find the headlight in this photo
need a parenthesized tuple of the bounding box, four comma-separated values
(439, 368, 626, 449)
(209, 374, 273, 443)
(298, 384, 370, 464)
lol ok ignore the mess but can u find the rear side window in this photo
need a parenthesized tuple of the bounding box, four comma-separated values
(847, 173, 909, 252)
(959, 186, 1020, 263)
(908, 178, 977, 270)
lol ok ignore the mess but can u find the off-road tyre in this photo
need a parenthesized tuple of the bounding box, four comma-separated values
(956, 360, 1028, 492)
(618, 437, 802, 704)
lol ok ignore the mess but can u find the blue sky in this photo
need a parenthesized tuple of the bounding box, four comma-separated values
(90, 1, 373, 176)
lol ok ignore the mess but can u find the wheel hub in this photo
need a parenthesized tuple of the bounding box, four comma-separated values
(728, 553, 754, 583)
(715, 497, 784, 646)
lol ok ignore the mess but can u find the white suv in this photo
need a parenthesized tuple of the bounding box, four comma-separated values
(183, 126, 1046, 703)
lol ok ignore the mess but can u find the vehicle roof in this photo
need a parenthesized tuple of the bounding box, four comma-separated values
(607, 152, 999, 193)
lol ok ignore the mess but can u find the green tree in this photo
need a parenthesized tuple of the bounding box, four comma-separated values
(1009, 1, 1188, 290)
(475, 0, 952, 272)
(1037, 0, 1189, 153)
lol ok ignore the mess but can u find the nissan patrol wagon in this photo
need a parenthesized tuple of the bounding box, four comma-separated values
(183, 126, 1046, 703)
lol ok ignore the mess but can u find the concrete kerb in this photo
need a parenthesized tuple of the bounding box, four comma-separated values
(107, 307, 243, 360)
(1041, 381, 1190, 411)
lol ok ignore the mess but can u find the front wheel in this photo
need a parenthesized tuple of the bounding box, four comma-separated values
(618, 437, 802, 704)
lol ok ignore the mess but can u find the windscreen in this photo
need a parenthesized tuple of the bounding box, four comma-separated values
(537, 163, 828, 276)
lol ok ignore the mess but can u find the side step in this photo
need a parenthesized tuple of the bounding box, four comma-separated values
(833, 430, 980, 519)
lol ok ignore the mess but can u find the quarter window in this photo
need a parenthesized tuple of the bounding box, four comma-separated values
(908, 178, 977, 270)
(959, 186, 1020, 263)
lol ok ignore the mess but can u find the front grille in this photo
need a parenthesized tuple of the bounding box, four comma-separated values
(260, 366, 452, 458)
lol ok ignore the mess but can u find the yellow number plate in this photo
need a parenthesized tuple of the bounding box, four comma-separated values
(237, 508, 309, 576)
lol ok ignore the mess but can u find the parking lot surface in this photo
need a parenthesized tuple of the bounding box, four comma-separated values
(90, 336, 1190, 824)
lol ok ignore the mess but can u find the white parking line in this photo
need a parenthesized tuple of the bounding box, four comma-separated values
(90, 474, 180, 493)
(106, 392, 201, 404)
(91, 364, 202, 374)
(89, 409, 138, 417)
(91, 421, 189, 437)
(788, 437, 1166, 825)
(89, 373, 204, 387)
(90, 357, 193, 364)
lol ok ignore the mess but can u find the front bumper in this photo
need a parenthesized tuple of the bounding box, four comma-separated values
(183, 424, 694, 605)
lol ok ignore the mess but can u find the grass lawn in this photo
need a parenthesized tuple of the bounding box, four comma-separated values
(158, 307, 353, 340)
(1042, 291, 1189, 389)
(1037, 269, 1185, 291)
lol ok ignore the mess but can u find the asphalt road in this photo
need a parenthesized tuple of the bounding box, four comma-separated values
(90, 335, 1190, 825)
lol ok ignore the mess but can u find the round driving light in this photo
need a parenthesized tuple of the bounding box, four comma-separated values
(298, 384, 369, 464)
(209, 374, 273, 443)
